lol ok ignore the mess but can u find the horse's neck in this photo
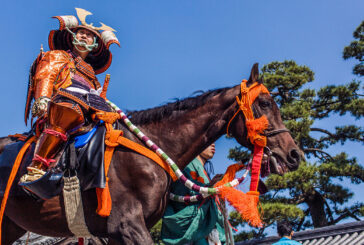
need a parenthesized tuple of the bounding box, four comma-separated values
(142, 85, 240, 170)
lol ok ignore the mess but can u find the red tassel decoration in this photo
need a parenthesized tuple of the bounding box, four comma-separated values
(96, 179, 112, 217)
(218, 186, 262, 227)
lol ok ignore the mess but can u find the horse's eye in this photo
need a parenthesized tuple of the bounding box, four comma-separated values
(259, 100, 271, 108)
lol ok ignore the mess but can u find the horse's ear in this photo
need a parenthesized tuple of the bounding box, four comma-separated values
(247, 63, 259, 86)
(259, 74, 265, 84)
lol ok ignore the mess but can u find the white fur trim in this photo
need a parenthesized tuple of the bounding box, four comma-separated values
(57, 15, 79, 30)
(101, 31, 120, 48)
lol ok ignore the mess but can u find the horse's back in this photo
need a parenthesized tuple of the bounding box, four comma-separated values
(0, 136, 17, 154)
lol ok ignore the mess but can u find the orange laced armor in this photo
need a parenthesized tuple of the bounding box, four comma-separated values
(33, 50, 100, 100)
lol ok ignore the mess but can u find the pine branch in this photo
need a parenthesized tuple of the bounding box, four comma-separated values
(311, 100, 341, 110)
(332, 209, 362, 224)
(293, 195, 306, 205)
(297, 210, 310, 231)
(310, 128, 335, 138)
(272, 190, 280, 199)
(258, 225, 266, 237)
(324, 200, 334, 223)
(349, 212, 361, 221)
(303, 148, 334, 160)
(312, 126, 364, 144)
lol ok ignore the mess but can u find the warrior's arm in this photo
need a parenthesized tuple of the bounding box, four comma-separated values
(32, 51, 69, 117)
(34, 51, 69, 100)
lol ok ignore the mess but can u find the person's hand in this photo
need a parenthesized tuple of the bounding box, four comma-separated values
(31, 97, 50, 117)
(208, 174, 224, 187)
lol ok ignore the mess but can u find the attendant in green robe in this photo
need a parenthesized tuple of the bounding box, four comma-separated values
(161, 143, 228, 245)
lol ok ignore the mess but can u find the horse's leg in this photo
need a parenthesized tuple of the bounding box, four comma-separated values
(109, 200, 153, 245)
(1, 215, 26, 245)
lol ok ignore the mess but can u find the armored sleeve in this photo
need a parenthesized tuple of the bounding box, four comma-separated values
(33, 50, 70, 100)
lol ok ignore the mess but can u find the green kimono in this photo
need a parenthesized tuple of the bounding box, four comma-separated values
(161, 158, 226, 245)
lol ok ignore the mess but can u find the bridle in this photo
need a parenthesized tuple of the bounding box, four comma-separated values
(226, 80, 289, 144)
(264, 128, 290, 137)
(225, 80, 291, 199)
(251, 103, 290, 138)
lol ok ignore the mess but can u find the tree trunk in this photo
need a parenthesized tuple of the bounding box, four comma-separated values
(306, 191, 329, 228)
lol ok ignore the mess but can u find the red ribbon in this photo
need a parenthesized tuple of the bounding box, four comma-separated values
(249, 145, 264, 192)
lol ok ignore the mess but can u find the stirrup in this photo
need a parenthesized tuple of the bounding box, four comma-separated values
(19, 167, 46, 183)
(19, 167, 64, 200)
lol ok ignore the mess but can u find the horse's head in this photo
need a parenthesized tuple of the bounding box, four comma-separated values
(229, 63, 301, 175)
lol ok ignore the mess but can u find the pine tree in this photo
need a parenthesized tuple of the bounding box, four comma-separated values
(343, 21, 364, 76)
(150, 21, 364, 243)
(229, 59, 364, 240)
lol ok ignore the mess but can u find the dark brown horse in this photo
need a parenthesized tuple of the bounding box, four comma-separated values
(1, 64, 300, 244)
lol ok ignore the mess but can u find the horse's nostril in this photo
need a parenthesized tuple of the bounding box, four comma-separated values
(290, 149, 301, 164)
(286, 149, 301, 170)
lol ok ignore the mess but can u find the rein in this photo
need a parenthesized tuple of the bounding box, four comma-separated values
(264, 128, 290, 137)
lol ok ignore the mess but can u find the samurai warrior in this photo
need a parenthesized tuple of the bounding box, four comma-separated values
(20, 8, 120, 184)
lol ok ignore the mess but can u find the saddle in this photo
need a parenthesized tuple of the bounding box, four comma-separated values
(0, 123, 107, 199)
(1, 115, 176, 217)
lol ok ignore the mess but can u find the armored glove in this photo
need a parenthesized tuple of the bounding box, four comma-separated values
(31, 97, 51, 118)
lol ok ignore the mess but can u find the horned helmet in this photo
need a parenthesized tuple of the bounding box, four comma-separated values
(48, 8, 120, 74)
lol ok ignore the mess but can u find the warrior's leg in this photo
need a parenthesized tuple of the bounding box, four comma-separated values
(20, 101, 84, 182)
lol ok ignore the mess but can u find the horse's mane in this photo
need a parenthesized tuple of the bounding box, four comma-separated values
(127, 86, 233, 125)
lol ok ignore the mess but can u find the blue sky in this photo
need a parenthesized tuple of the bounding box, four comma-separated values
(1, 0, 363, 232)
